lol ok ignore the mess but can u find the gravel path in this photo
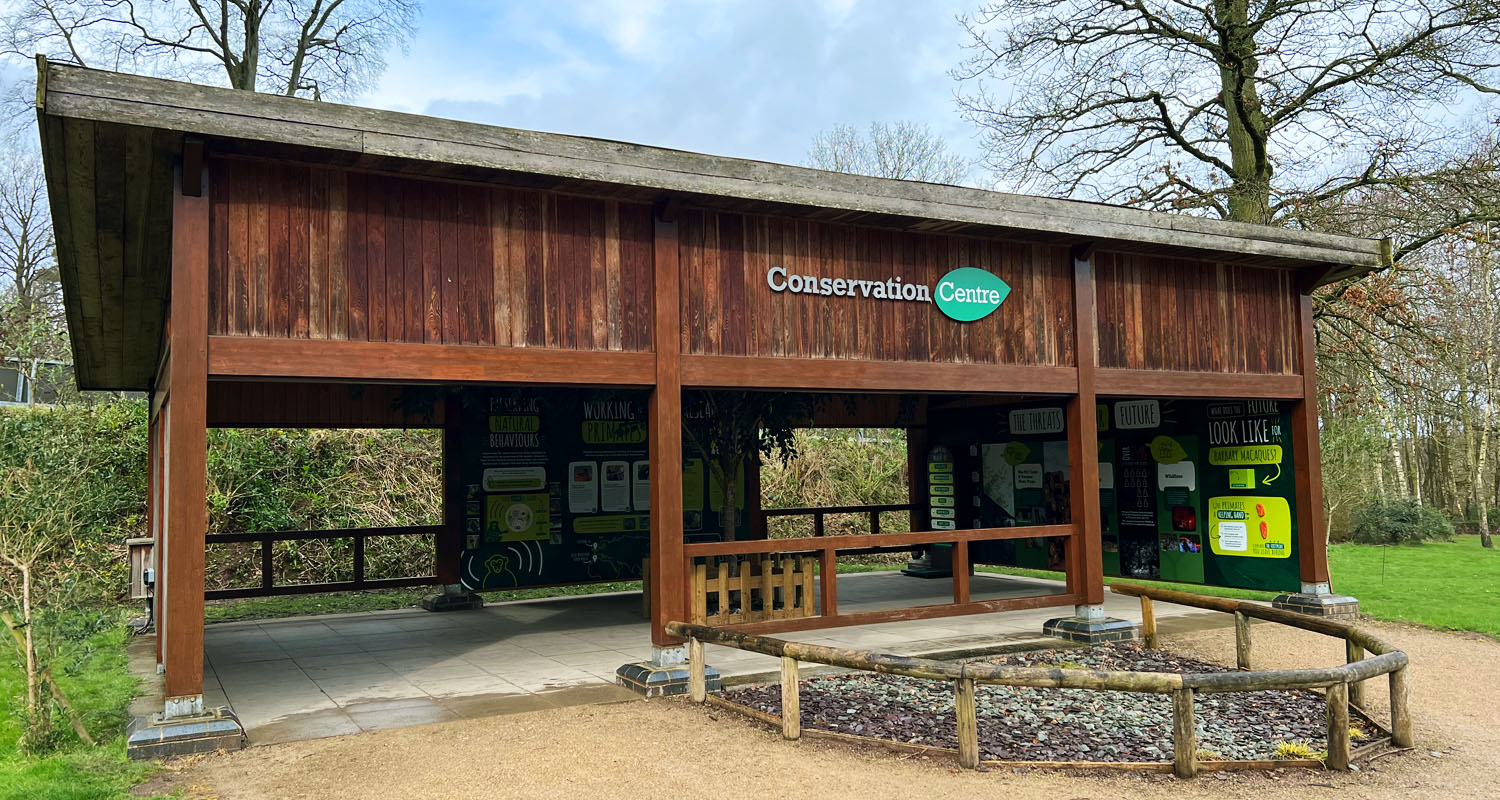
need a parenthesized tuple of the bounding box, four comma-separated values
(723, 642, 1367, 762)
(143, 618, 1496, 799)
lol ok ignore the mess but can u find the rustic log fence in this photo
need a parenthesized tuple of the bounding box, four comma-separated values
(669, 582, 1412, 777)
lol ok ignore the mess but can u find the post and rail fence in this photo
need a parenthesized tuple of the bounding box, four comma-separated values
(203, 525, 441, 599)
(670, 582, 1412, 777)
(682, 523, 1078, 634)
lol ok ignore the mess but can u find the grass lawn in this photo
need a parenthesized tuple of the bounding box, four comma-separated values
(0, 621, 159, 800)
(1328, 535, 1498, 637)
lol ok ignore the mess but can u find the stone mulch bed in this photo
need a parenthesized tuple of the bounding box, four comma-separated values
(722, 642, 1376, 763)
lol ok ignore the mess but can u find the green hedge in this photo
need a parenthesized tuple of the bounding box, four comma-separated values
(1349, 496, 1454, 545)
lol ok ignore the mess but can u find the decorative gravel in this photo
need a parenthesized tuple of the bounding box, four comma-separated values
(722, 642, 1374, 763)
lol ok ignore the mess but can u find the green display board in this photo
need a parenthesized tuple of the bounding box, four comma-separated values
(923, 397, 1301, 593)
(457, 389, 748, 591)
(1099, 398, 1300, 592)
(459, 390, 653, 591)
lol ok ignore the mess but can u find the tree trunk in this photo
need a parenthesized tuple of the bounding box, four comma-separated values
(1215, 0, 1273, 223)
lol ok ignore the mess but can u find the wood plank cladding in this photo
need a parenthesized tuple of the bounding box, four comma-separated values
(207, 381, 445, 428)
(207, 158, 654, 351)
(676, 210, 1075, 366)
(1094, 251, 1299, 375)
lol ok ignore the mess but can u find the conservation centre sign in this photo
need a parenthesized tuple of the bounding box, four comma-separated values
(765, 265, 1011, 322)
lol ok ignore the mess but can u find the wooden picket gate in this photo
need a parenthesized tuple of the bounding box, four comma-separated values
(691, 555, 816, 625)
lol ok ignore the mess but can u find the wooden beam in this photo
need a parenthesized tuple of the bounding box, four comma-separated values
(207, 336, 656, 385)
(682, 354, 1078, 394)
(1096, 368, 1303, 399)
(180, 136, 203, 198)
(649, 217, 686, 647)
(718, 592, 1076, 636)
(1069, 252, 1105, 606)
(437, 394, 462, 585)
(1291, 294, 1332, 585)
(162, 162, 209, 707)
(683, 525, 1074, 558)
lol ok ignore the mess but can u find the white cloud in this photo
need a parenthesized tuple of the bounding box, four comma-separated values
(366, 1, 983, 170)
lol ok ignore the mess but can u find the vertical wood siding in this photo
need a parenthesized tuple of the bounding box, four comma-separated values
(677, 210, 1077, 366)
(208, 158, 654, 351)
(1094, 251, 1299, 374)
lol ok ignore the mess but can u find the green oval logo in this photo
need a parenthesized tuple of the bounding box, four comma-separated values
(933, 267, 1010, 322)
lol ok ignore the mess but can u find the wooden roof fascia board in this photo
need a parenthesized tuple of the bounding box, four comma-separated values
(41, 63, 1383, 272)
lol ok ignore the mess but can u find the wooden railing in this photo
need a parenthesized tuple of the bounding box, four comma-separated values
(205, 525, 441, 599)
(670, 582, 1412, 776)
(760, 503, 917, 538)
(682, 524, 1078, 634)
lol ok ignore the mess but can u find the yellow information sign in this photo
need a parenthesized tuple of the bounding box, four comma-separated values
(1209, 445, 1283, 465)
(484, 493, 550, 542)
(1208, 496, 1290, 558)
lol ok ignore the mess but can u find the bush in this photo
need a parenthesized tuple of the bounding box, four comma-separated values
(1349, 497, 1454, 545)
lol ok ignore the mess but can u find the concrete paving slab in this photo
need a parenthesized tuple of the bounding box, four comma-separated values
(201, 571, 1216, 746)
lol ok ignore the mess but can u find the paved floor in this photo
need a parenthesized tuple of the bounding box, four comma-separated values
(201, 571, 1213, 745)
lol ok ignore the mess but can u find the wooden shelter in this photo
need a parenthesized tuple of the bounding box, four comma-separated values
(35, 59, 1386, 719)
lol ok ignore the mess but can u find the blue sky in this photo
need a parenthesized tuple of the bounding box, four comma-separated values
(369, 1, 982, 174)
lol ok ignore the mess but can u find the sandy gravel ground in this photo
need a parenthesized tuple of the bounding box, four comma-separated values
(141, 619, 1495, 800)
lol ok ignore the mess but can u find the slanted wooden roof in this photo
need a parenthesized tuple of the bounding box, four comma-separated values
(35, 58, 1389, 390)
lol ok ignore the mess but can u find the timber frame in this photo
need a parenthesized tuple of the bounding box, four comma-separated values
(36, 59, 1386, 716)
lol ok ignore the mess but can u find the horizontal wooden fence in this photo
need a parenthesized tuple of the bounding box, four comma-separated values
(760, 503, 916, 539)
(205, 525, 440, 599)
(670, 582, 1412, 777)
(682, 524, 1078, 634)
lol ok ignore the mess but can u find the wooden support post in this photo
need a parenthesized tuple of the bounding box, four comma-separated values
(436, 395, 462, 585)
(1346, 639, 1365, 708)
(955, 676, 979, 769)
(353, 533, 366, 585)
(1389, 666, 1414, 747)
(952, 539, 970, 604)
(1067, 249, 1104, 605)
(780, 656, 800, 740)
(260, 538, 273, 591)
(818, 548, 837, 617)
(649, 216, 686, 647)
(148, 408, 163, 665)
(906, 427, 929, 533)
(1172, 687, 1197, 779)
(688, 637, 706, 703)
(1326, 682, 1350, 771)
(1234, 611, 1252, 670)
(162, 161, 209, 709)
(1292, 294, 1332, 588)
(1140, 595, 1158, 649)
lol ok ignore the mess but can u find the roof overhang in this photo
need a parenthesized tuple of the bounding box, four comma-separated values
(36, 58, 1389, 391)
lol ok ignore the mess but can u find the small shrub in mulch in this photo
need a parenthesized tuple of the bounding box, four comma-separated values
(722, 642, 1374, 763)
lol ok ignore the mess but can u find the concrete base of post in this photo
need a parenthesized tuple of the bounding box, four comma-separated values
(421, 584, 484, 612)
(1043, 603, 1138, 644)
(1271, 582, 1359, 619)
(127, 705, 245, 760)
(616, 645, 721, 698)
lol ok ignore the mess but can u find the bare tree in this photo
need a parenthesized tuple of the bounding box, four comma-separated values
(0, 145, 57, 319)
(953, 1, 1500, 235)
(2, 0, 420, 99)
(808, 122, 970, 184)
